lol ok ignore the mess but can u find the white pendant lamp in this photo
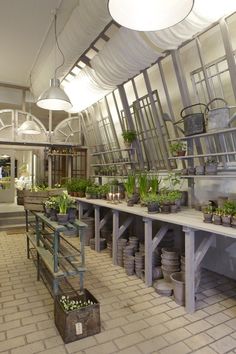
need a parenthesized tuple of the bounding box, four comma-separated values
(37, 13, 72, 111)
(108, 0, 194, 31)
(18, 119, 41, 135)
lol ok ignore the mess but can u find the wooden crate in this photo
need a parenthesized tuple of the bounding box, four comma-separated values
(54, 289, 100, 343)
(23, 189, 65, 211)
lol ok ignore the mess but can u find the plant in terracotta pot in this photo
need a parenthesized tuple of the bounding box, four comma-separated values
(143, 193, 160, 214)
(202, 204, 214, 223)
(205, 157, 218, 175)
(168, 190, 182, 213)
(213, 207, 223, 225)
(231, 211, 236, 228)
(169, 141, 186, 157)
(221, 200, 236, 227)
(159, 192, 171, 213)
(124, 174, 137, 206)
(138, 173, 148, 205)
(57, 193, 71, 225)
(122, 130, 137, 148)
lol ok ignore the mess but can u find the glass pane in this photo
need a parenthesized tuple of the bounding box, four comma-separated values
(0, 155, 11, 190)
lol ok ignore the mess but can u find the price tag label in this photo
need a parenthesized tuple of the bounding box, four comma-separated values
(75, 322, 83, 335)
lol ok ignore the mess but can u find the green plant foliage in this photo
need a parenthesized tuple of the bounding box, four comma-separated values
(169, 142, 186, 154)
(122, 130, 137, 143)
(124, 174, 136, 198)
(60, 295, 94, 312)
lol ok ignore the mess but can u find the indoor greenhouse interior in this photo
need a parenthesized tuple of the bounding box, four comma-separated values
(1, 1, 236, 353)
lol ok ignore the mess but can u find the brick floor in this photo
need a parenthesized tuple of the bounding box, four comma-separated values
(1, 231, 236, 354)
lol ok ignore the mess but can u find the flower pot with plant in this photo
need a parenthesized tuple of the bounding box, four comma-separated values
(168, 190, 182, 213)
(231, 212, 236, 228)
(56, 193, 71, 225)
(124, 174, 137, 206)
(221, 200, 236, 227)
(54, 289, 101, 344)
(202, 204, 214, 223)
(169, 142, 186, 157)
(143, 194, 160, 214)
(122, 130, 137, 148)
(138, 173, 148, 206)
(205, 157, 218, 175)
(213, 207, 223, 225)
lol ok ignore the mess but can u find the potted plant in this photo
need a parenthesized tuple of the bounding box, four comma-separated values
(54, 289, 101, 344)
(56, 193, 71, 225)
(124, 174, 137, 206)
(122, 130, 137, 148)
(231, 211, 236, 228)
(221, 200, 236, 227)
(159, 192, 171, 213)
(148, 175, 161, 194)
(205, 157, 218, 175)
(169, 142, 186, 157)
(168, 190, 182, 213)
(202, 204, 214, 223)
(143, 193, 160, 214)
(213, 207, 223, 225)
(138, 173, 148, 205)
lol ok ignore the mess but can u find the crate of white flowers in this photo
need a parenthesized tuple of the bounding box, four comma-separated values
(54, 289, 101, 343)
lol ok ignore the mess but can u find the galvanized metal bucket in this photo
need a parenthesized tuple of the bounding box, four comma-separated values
(175, 103, 207, 136)
(206, 98, 236, 132)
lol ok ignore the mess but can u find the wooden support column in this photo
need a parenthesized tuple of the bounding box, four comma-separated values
(143, 217, 153, 286)
(183, 226, 196, 313)
(78, 202, 83, 220)
(94, 206, 100, 252)
(112, 210, 119, 265)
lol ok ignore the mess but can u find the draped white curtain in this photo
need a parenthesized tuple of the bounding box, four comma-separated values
(32, 0, 236, 112)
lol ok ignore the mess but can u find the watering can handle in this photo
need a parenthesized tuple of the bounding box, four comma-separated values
(206, 98, 228, 110)
(180, 103, 208, 119)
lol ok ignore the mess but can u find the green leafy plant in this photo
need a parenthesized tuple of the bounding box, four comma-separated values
(124, 174, 136, 198)
(148, 175, 161, 194)
(202, 204, 214, 214)
(214, 207, 223, 216)
(143, 193, 160, 203)
(122, 130, 137, 143)
(57, 193, 72, 214)
(169, 142, 186, 155)
(167, 190, 182, 204)
(138, 173, 148, 201)
(222, 200, 236, 216)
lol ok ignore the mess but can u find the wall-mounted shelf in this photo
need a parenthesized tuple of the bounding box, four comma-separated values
(168, 126, 236, 142)
(91, 161, 136, 167)
(169, 151, 236, 160)
(91, 148, 135, 156)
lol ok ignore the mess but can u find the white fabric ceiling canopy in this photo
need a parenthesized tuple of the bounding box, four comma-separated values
(31, 0, 236, 113)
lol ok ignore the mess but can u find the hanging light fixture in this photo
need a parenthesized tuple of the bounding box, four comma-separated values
(37, 12, 72, 111)
(108, 0, 194, 31)
(18, 115, 41, 135)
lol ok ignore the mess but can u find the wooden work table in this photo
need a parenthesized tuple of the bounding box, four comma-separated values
(77, 198, 236, 313)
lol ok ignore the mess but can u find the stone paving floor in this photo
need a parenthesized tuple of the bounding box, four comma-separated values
(1, 231, 236, 354)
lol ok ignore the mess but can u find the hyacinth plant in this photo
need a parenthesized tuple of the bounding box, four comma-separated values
(59, 295, 94, 312)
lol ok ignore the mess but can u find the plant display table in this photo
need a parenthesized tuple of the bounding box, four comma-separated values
(77, 198, 236, 313)
(26, 212, 87, 296)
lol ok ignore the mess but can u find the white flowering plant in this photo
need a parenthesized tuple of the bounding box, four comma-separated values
(59, 295, 94, 311)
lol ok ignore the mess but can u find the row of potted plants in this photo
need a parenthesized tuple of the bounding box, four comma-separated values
(203, 200, 236, 227)
(66, 178, 93, 197)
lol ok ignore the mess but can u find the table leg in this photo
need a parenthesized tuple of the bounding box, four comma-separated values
(143, 217, 153, 287)
(184, 226, 195, 313)
(94, 206, 100, 252)
(112, 210, 119, 265)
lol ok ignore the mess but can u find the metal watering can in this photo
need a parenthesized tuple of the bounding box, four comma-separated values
(205, 98, 236, 132)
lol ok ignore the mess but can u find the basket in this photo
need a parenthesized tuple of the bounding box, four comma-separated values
(175, 103, 207, 136)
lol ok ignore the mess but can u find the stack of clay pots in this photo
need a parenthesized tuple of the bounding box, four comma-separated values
(129, 236, 139, 253)
(89, 238, 107, 250)
(123, 245, 135, 275)
(135, 251, 145, 278)
(117, 238, 128, 266)
(161, 248, 180, 282)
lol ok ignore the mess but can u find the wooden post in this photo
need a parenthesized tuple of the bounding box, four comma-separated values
(94, 206, 100, 252)
(183, 226, 196, 313)
(112, 210, 119, 266)
(143, 217, 153, 286)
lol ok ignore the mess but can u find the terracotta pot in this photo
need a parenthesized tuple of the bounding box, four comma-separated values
(57, 213, 69, 225)
(147, 201, 160, 214)
(231, 216, 236, 228)
(222, 215, 231, 227)
(213, 214, 222, 225)
(203, 213, 213, 223)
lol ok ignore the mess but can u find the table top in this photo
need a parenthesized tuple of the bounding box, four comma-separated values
(77, 198, 236, 239)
